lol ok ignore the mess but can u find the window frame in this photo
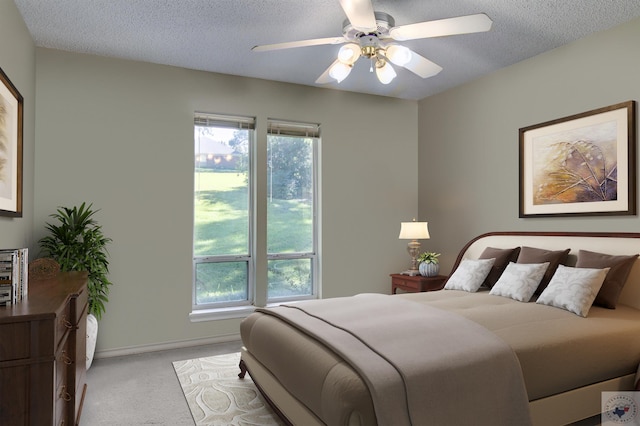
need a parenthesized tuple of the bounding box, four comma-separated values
(192, 112, 256, 313)
(266, 119, 320, 304)
(191, 114, 321, 321)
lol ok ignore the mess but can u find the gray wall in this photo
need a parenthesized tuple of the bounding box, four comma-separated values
(11, 0, 640, 355)
(0, 0, 35, 249)
(33, 49, 419, 354)
(418, 17, 640, 274)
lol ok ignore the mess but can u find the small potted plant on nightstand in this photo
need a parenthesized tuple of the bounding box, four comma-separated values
(417, 251, 440, 277)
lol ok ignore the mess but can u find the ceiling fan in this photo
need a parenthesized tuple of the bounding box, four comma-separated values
(252, 0, 493, 85)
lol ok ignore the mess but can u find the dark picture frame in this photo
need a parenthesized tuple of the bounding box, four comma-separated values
(519, 101, 636, 218)
(0, 66, 23, 217)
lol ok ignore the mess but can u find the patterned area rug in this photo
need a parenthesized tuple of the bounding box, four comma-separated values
(173, 352, 285, 426)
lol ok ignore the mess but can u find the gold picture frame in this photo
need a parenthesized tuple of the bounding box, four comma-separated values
(0, 66, 23, 217)
(519, 101, 636, 218)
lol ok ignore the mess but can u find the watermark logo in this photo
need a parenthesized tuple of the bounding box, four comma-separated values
(603, 392, 640, 425)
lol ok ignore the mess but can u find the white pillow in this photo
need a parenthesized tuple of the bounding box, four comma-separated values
(489, 262, 549, 302)
(536, 264, 610, 317)
(444, 258, 496, 292)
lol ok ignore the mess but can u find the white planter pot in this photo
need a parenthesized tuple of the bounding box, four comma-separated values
(86, 313, 98, 370)
(419, 262, 440, 277)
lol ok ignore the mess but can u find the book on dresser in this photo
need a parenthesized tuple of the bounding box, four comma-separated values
(0, 248, 28, 306)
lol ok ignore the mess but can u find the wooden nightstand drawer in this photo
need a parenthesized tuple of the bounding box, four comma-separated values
(390, 274, 447, 294)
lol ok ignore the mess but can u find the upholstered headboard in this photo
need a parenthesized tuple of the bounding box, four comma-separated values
(452, 232, 640, 310)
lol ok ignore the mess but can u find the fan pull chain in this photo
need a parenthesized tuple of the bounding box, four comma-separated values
(370, 58, 374, 73)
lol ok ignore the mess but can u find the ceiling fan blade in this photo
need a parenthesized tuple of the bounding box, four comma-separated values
(253, 37, 346, 52)
(339, 0, 377, 32)
(390, 13, 493, 41)
(315, 60, 341, 84)
(402, 50, 443, 78)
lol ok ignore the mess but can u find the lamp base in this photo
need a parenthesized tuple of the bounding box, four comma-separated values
(400, 269, 421, 276)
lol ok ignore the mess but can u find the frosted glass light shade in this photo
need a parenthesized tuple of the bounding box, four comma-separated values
(399, 222, 430, 239)
(329, 62, 352, 83)
(375, 62, 397, 84)
(386, 44, 412, 66)
(338, 43, 360, 65)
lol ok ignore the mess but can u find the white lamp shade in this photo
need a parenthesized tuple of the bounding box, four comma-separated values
(399, 222, 430, 239)
(338, 43, 360, 65)
(386, 44, 412, 66)
(375, 61, 397, 84)
(329, 62, 353, 83)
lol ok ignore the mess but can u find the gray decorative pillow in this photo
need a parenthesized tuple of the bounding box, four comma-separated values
(478, 247, 521, 288)
(536, 265, 610, 317)
(489, 262, 549, 302)
(575, 250, 638, 309)
(444, 258, 496, 292)
(517, 246, 570, 294)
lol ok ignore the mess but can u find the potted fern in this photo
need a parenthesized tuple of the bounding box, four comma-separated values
(38, 202, 112, 368)
(417, 251, 440, 277)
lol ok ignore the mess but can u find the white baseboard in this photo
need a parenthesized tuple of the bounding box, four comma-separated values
(94, 333, 241, 359)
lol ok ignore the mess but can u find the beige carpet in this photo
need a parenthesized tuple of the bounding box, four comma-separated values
(173, 352, 286, 426)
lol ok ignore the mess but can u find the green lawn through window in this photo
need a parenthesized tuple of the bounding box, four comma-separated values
(194, 169, 313, 303)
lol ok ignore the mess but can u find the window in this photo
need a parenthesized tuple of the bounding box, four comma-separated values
(193, 113, 254, 309)
(267, 119, 320, 301)
(193, 113, 319, 317)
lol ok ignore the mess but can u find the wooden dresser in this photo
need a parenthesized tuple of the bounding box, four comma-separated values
(0, 271, 89, 425)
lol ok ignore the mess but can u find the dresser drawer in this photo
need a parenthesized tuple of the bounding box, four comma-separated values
(55, 341, 73, 426)
(56, 299, 74, 349)
(0, 322, 30, 361)
(74, 287, 88, 323)
(55, 382, 70, 426)
(55, 346, 73, 390)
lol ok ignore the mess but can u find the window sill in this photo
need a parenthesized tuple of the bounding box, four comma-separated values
(189, 299, 309, 322)
(189, 305, 257, 322)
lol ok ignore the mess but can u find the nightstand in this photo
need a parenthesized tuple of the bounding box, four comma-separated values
(390, 274, 447, 294)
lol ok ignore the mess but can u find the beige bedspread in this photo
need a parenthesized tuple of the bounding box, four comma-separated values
(397, 290, 640, 400)
(255, 293, 532, 426)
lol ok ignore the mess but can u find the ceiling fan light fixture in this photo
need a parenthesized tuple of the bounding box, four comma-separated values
(386, 44, 412, 66)
(358, 34, 379, 58)
(254, 2, 493, 89)
(338, 43, 360, 65)
(329, 61, 353, 83)
(375, 60, 396, 84)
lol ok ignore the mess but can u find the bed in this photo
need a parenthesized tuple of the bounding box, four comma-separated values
(239, 231, 640, 425)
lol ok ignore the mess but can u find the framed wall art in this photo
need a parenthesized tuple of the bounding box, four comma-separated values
(0, 66, 23, 217)
(519, 100, 636, 218)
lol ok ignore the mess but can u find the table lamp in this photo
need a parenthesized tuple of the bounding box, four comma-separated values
(399, 219, 430, 276)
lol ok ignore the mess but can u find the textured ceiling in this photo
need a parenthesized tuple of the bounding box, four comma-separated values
(13, 0, 640, 100)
